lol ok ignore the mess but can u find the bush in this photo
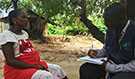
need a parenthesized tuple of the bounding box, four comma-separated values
(48, 15, 106, 35)
(89, 15, 106, 33)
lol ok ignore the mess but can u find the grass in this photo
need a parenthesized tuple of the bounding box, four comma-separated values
(0, 69, 3, 79)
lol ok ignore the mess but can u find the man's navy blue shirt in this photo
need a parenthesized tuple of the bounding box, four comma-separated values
(105, 21, 135, 64)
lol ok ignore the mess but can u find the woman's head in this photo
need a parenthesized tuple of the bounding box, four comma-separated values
(8, 9, 28, 29)
(103, 3, 126, 29)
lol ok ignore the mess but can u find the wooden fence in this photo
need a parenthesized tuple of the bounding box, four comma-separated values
(0, 15, 9, 32)
(0, 22, 9, 33)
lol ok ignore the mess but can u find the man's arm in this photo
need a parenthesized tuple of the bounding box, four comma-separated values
(91, 31, 108, 58)
(95, 46, 107, 58)
(105, 60, 135, 73)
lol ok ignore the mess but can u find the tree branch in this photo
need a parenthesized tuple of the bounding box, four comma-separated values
(78, 0, 105, 43)
(12, 0, 19, 10)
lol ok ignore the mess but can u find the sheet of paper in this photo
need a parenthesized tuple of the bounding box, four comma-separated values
(77, 56, 107, 65)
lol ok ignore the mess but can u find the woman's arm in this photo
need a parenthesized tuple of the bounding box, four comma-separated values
(2, 42, 39, 69)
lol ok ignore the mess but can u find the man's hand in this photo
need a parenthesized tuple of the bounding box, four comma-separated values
(87, 49, 97, 58)
(102, 59, 116, 71)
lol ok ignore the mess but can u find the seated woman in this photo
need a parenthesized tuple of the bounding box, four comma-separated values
(0, 9, 68, 79)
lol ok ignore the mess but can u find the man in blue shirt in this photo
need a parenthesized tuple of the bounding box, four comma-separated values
(80, 2, 135, 79)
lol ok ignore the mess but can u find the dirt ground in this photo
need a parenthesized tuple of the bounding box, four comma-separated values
(0, 35, 103, 79)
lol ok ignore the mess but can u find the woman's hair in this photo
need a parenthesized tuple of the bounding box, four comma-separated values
(8, 9, 22, 25)
(103, 3, 125, 27)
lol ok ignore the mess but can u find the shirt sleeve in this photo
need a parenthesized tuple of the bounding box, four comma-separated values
(106, 60, 135, 73)
(22, 30, 29, 38)
(95, 31, 108, 58)
(0, 31, 17, 46)
(95, 46, 107, 57)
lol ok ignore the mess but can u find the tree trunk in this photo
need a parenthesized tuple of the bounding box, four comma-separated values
(12, 0, 18, 10)
(27, 16, 48, 43)
(79, 0, 105, 43)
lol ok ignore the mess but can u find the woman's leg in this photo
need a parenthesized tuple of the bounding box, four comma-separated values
(31, 70, 53, 79)
(48, 63, 68, 79)
(111, 72, 135, 79)
(80, 62, 106, 79)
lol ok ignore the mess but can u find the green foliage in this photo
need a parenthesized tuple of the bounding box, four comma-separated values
(89, 16, 107, 33)
(19, 0, 33, 9)
(86, 0, 119, 16)
(40, 0, 118, 35)
(0, 0, 10, 9)
(0, 0, 120, 17)
(48, 22, 88, 35)
(48, 13, 88, 35)
(48, 24, 65, 35)
(0, 0, 119, 35)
